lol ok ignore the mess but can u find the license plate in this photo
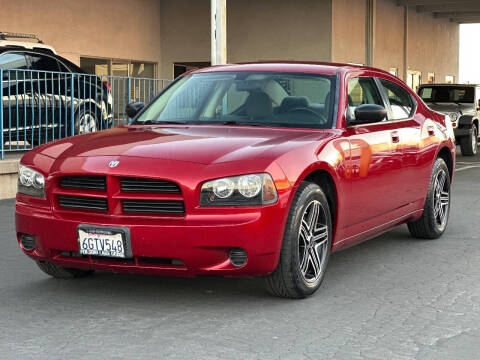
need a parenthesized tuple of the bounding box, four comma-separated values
(77, 225, 131, 258)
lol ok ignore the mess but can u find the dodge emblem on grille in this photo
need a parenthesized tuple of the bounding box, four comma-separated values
(108, 161, 120, 168)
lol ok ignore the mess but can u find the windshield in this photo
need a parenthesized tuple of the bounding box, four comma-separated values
(419, 86, 474, 103)
(134, 72, 336, 129)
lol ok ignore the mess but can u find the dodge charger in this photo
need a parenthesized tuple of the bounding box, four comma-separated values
(15, 63, 455, 298)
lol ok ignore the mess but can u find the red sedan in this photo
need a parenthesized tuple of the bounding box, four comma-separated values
(15, 63, 455, 298)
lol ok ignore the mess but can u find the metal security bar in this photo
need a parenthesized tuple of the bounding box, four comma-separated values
(0, 68, 171, 159)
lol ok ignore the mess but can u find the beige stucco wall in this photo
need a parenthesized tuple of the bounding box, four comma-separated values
(331, 0, 458, 83)
(331, 0, 366, 65)
(406, 9, 459, 83)
(0, 0, 162, 68)
(228, 0, 332, 64)
(159, 0, 211, 79)
(0, 0, 459, 83)
(159, 0, 333, 79)
(374, 0, 405, 78)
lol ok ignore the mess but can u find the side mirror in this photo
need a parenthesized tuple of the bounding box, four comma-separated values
(125, 101, 145, 119)
(349, 104, 387, 125)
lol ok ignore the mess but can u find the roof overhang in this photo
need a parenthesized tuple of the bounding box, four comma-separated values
(397, 0, 480, 23)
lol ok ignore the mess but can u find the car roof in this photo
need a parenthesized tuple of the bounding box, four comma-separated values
(188, 61, 390, 76)
(0, 40, 57, 54)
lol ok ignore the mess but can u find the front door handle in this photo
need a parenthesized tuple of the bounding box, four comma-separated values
(391, 130, 400, 143)
(427, 125, 435, 136)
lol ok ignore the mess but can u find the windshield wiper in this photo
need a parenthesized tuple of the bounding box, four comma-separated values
(220, 120, 269, 127)
(140, 120, 189, 125)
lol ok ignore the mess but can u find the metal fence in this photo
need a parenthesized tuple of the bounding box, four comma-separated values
(0, 68, 171, 159)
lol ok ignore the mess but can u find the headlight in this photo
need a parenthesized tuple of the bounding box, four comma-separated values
(448, 112, 458, 122)
(18, 165, 45, 198)
(200, 173, 278, 206)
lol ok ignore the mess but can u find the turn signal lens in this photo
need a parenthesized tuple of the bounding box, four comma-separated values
(262, 174, 278, 204)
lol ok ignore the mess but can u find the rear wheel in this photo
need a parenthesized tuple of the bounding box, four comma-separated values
(36, 260, 94, 279)
(408, 157, 450, 239)
(265, 182, 332, 299)
(459, 125, 478, 156)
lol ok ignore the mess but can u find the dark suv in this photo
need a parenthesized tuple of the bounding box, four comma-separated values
(1, 32, 112, 147)
(418, 83, 479, 156)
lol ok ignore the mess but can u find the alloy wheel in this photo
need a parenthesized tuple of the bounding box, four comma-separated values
(433, 169, 449, 227)
(298, 200, 329, 284)
(78, 113, 97, 134)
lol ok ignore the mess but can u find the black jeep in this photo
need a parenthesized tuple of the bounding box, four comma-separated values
(418, 84, 479, 156)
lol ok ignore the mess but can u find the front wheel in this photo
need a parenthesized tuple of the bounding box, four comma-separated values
(459, 125, 478, 156)
(265, 182, 332, 299)
(408, 157, 451, 239)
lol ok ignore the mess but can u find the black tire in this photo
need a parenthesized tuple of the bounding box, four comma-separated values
(408, 157, 451, 239)
(36, 260, 94, 279)
(74, 105, 100, 135)
(265, 182, 332, 299)
(459, 125, 478, 156)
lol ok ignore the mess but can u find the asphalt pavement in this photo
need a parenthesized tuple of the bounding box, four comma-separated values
(1, 149, 480, 360)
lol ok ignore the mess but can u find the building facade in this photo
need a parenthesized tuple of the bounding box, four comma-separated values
(1, 0, 460, 87)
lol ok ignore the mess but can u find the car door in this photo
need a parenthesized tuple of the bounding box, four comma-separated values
(343, 76, 405, 237)
(376, 77, 422, 205)
(0, 52, 31, 146)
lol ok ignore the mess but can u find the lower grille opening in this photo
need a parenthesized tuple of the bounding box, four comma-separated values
(57, 251, 184, 267)
(90, 255, 135, 264)
(138, 257, 185, 266)
(58, 251, 134, 264)
(59, 251, 83, 258)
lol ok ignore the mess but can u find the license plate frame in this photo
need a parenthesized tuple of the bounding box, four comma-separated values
(77, 224, 133, 258)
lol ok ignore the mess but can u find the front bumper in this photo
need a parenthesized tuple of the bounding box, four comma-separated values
(15, 199, 287, 277)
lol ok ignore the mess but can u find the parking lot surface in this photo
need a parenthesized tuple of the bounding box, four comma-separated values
(1, 150, 480, 360)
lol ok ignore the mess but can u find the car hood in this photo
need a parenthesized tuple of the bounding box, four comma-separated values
(35, 125, 336, 165)
(425, 102, 474, 115)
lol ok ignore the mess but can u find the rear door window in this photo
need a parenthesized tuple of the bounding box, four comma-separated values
(28, 54, 60, 72)
(379, 79, 414, 120)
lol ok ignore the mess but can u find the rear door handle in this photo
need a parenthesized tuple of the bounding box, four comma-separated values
(427, 125, 435, 136)
(391, 131, 400, 143)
